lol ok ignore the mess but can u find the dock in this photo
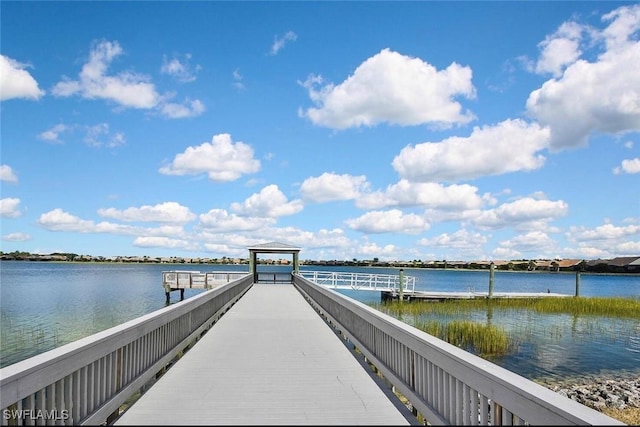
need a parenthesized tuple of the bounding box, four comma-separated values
(382, 290, 572, 301)
(162, 270, 249, 302)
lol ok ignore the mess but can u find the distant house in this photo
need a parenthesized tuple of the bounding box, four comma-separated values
(550, 259, 584, 272)
(492, 260, 510, 270)
(608, 256, 640, 273)
(532, 260, 554, 271)
(469, 260, 492, 269)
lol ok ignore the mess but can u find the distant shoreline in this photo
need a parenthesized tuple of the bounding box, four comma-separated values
(1, 257, 639, 276)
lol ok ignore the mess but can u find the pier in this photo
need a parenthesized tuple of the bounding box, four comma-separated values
(115, 282, 417, 425)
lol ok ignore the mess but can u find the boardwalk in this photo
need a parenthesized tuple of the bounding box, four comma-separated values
(115, 283, 418, 425)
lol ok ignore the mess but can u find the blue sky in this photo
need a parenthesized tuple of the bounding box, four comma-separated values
(1, 1, 639, 262)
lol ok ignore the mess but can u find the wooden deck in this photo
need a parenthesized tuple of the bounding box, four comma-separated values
(114, 283, 418, 425)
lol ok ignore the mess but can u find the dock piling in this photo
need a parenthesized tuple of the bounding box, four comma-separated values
(488, 262, 495, 299)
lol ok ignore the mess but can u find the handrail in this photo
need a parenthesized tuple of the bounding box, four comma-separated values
(298, 270, 415, 293)
(255, 272, 293, 283)
(162, 270, 249, 289)
(292, 273, 623, 426)
(0, 274, 253, 426)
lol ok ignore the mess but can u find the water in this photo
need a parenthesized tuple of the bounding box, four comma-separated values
(1, 261, 639, 384)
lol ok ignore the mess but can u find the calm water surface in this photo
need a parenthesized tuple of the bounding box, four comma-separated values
(1, 261, 639, 384)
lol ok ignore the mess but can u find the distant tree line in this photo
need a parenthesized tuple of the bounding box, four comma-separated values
(2, 251, 638, 274)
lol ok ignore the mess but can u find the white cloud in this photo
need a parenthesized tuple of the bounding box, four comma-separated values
(230, 184, 303, 218)
(107, 132, 126, 148)
(345, 209, 429, 234)
(615, 239, 640, 254)
(357, 242, 400, 258)
(84, 123, 110, 147)
(132, 236, 197, 250)
(300, 48, 476, 129)
(233, 69, 245, 91)
(601, 4, 640, 50)
(564, 221, 640, 258)
(51, 40, 204, 118)
(392, 119, 550, 183)
(159, 133, 261, 181)
(38, 123, 125, 147)
(98, 202, 196, 224)
(160, 53, 200, 83)
(0, 198, 22, 218)
(0, 165, 18, 183)
(270, 31, 297, 55)
(471, 196, 569, 230)
(0, 55, 45, 101)
(2, 232, 31, 242)
(159, 98, 205, 118)
(567, 222, 640, 242)
(37, 209, 95, 231)
(417, 228, 488, 251)
(613, 157, 640, 174)
(535, 21, 584, 77)
(355, 179, 485, 211)
(269, 227, 352, 253)
(52, 40, 160, 108)
(498, 230, 558, 253)
(37, 208, 190, 240)
(526, 4, 640, 149)
(199, 208, 275, 231)
(299, 172, 369, 202)
(38, 124, 71, 143)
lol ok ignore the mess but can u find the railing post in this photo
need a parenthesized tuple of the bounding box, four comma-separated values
(399, 268, 404, 302)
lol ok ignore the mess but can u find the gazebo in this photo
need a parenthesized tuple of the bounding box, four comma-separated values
(247, 241, 301, 281)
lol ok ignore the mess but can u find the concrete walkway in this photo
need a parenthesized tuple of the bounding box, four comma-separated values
(115, 283, 417, 425)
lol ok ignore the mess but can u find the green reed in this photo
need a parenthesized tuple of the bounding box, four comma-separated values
(370, 296, 640, 359)
(416, 319, 511, 357)
(373, 296, 640, 319)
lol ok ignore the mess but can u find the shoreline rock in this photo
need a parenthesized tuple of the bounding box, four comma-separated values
(536, 374, 640, 412)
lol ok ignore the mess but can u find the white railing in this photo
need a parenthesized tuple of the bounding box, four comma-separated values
(255, 272, 293, 283)
(292, 273, 622, 426)
(298, 270, 415, 293)
(0, 274, 253, 426)
(162, 270, 249, 289)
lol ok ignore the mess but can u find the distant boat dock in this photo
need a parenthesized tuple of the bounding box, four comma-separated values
(381, 290, 571, 301)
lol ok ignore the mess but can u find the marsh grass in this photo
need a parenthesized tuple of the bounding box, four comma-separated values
(602, 407, 640, 425)
(370, 296, 640, 359)
(374, 296, 640, 319)
(416, 319, 511, 357)
(487, 296, 640, 318)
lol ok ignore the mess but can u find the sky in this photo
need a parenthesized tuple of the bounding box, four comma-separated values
(1, 1, 639, 262)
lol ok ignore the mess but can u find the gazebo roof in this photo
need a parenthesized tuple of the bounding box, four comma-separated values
(247, 241, 301, 252)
